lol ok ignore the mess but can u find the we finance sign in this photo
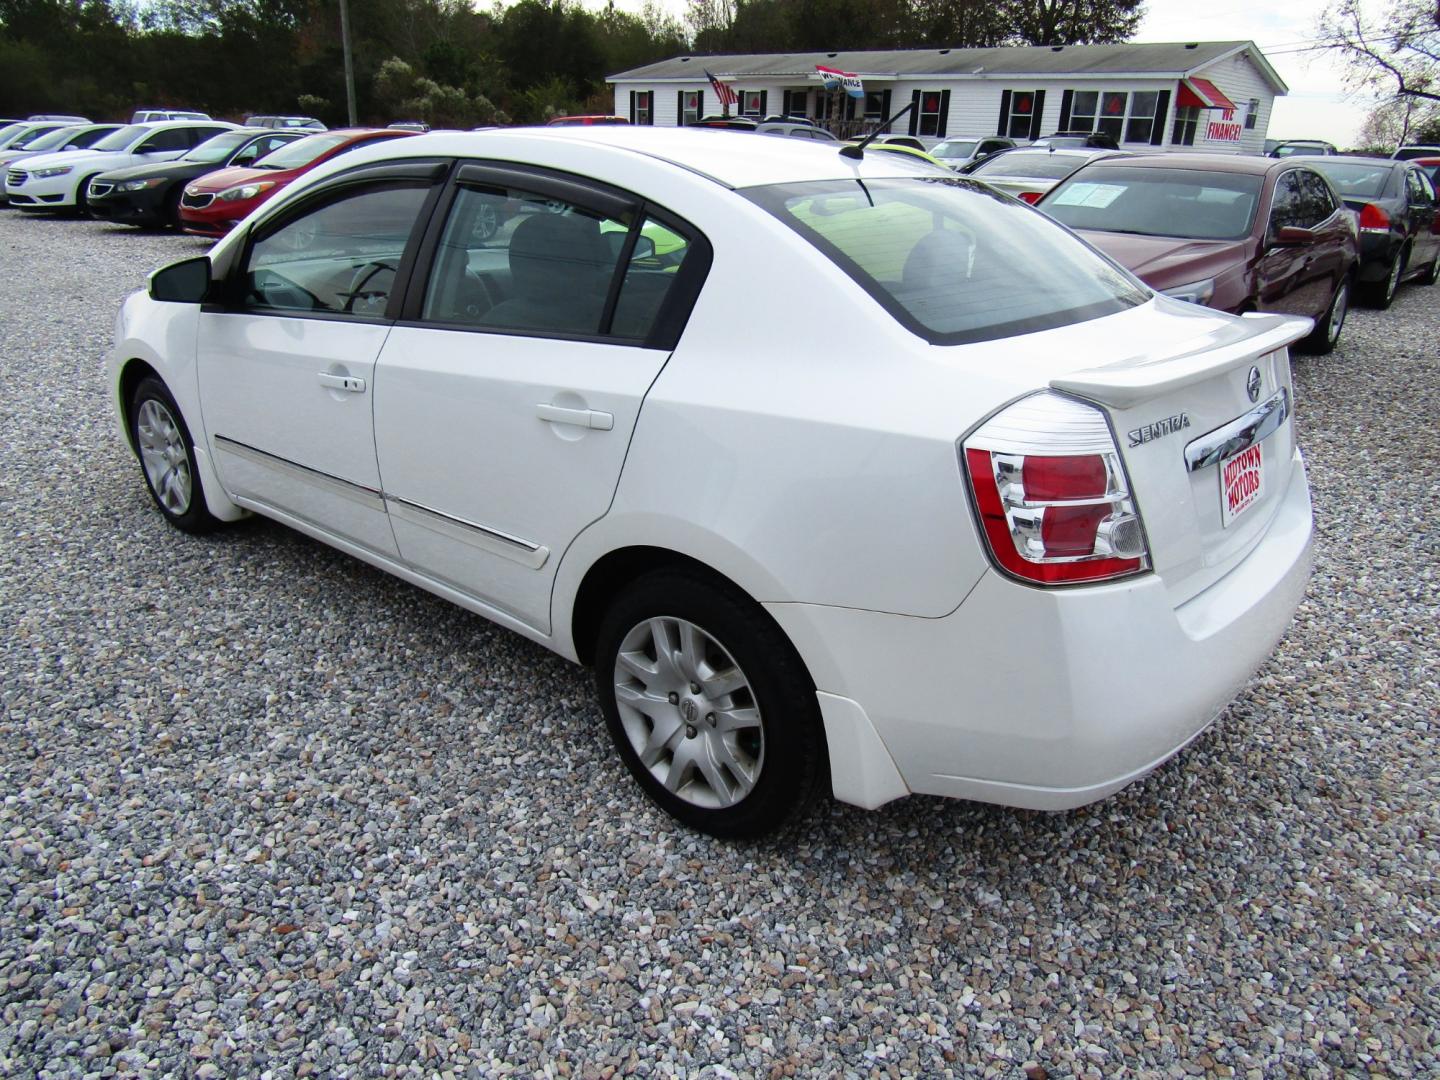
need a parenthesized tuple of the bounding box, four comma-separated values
(1204, 104, 1247, 144)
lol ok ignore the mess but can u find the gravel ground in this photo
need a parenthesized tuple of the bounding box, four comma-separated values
(0, 210, 1436, 1080)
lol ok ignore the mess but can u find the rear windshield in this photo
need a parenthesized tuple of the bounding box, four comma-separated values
(1308, 161, 1393, 198)
(252, 133, 352, 169)
(971, 152, 1081, 180)
(933, 140, 977, 159)
(746, 177, 1147, 345)
(1044, 167, 1263, 241)
(92, 125, 147, 151)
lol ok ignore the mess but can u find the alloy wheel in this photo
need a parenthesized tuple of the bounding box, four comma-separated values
(136, 398, 193, 515)
(612, 616, 764, 809)
(1384, 254, 1402, 302)
(1327, 282, 1348, 345)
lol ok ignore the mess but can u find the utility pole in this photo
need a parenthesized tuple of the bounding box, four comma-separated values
(339, 0, 358, 127)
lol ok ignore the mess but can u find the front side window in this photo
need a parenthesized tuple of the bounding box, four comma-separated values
(1044, 167, 1263, 241)
(242, 183, 431, 319)
(137, 128, 191, 154)
(746, 177, 1147, 345)
(1267, 172, 1309, 235)
(419, 183, 694, 342)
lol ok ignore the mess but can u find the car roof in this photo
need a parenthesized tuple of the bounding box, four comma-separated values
(1306, 155, 1405, 169)
(1075, 152, 1290, 176)
(383, 126, 953, 189)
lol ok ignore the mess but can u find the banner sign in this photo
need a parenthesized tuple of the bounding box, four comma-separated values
(815, 65, 865, 99)
(1203, 104, 1247, 143)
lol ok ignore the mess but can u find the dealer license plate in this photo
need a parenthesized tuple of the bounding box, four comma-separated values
(1219, 442, 1264, 527)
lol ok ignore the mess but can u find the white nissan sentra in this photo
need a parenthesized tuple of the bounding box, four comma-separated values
(107, 128, 1314, 838)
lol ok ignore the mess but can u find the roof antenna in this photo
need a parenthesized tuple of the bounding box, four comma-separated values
(840, 101, 915, 160)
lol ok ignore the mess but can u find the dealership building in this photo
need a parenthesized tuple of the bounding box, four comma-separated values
(609, 40, 1285, 155)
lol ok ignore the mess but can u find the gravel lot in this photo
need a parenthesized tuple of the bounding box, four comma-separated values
(0, 209, 1436, 1079)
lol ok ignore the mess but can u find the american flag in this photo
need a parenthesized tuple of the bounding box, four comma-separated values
(705, 70, 738, 110)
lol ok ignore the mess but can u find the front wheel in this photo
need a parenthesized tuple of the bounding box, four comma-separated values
(129, 375, 219, 534)
(594, 570, 826, 838)
(1416, 245, 1440, 287)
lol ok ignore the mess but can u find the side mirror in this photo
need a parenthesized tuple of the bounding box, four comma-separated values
(631, 235, 656, 261)
(149, 256, 212, 303)
(1273, 225, 1317, 246)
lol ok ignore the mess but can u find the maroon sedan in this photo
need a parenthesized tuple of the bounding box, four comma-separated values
(179, 128, 415, 237)
(1039, 154, 1358, 354)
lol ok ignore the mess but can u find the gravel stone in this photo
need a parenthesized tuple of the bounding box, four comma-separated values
(0, 212, 1437, 1077)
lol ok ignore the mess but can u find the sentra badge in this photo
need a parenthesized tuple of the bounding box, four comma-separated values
(1127, 413, 1191, 448)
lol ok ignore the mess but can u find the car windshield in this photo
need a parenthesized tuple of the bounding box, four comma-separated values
(933, 140, 977, 159)
(252, 133, 351, 169)
(183, 131, 253, 163)
(92, 125, 148, 151)
(1043, 167, 1264, 241)
(971, 152, 1082, 180)
(746, 176, 1147, 345)
(1307, 162, 1392, 198)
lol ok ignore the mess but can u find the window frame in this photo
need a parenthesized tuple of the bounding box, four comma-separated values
(1005, 90, 1038, 139)
(1172, 106, 1200, 147)
(216, 159, 450, 325)
(1124, 91, 1159, 144)
(396, 160, 713, 352)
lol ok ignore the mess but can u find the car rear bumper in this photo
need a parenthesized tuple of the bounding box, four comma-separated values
(767, 450, 1313, 810)
(1357, 233, 1403, 280)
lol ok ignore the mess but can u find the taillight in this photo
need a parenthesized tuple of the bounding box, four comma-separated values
(1018, 191, 1043, 205)
(1358, 203, 1390, 232)
(962, 392, 1149, 585)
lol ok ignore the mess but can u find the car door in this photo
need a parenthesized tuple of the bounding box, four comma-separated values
(1404, 167, 1439, 269)
(1294, 168, 1351, 313)
(197, 163, 445, 555)
(372, 163, 710, 631)
(1255, 169, 1325, 316)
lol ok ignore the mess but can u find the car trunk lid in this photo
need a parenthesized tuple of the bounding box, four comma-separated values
(1050, 310, 1312, 606)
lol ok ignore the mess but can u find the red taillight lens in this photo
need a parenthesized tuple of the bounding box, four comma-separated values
(1358, 203, 1390, 231)
(1018, 191, 1043, 205)
(962, 394, 1149, 586)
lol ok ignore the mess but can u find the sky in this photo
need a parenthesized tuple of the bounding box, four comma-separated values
(597, 0, 1379, 146)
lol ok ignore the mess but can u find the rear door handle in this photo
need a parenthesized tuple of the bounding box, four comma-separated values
(536, 403, 613, 431)
(318, 372, 366, 393)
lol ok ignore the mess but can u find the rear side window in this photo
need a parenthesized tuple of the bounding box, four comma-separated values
(419, 182, 697, 343)
(746, 177, 1147, 345)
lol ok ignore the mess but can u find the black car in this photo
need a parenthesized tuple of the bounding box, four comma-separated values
(1031, 130, 1121, 150)
(86, 128, 303, 229)
(1306, 156, 1440, 308)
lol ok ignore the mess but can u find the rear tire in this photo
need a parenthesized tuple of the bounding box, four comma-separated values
(1361, 247, 1405, 309)
(1298, 276, 1349, 355)
(594, 569, 826, 839)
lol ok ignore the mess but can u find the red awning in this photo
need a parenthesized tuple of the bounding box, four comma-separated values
(1178, 77, 1238, 110)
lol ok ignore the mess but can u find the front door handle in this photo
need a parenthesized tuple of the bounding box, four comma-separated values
(536, 403, 614, 431)
(318, 372, 366, 393)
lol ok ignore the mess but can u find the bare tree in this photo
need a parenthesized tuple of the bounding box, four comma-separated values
(1317, 0, 1440, 104)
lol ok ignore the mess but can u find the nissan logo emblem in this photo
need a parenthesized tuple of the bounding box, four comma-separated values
(1246, 366, 1261, 403)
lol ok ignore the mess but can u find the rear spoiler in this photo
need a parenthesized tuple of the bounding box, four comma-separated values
(1050, 312, 1313, 409)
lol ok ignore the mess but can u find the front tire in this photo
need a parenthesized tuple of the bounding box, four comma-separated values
(128, 375, 219, 534)
(1417, 245, 1440, 287)
(594, 569, 826, 838)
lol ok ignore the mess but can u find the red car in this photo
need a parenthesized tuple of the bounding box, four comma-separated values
(178, 128, 415, 237)
(1040, 153, 1358, 355)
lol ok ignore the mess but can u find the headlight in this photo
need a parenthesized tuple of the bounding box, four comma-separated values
(218, 181, 275, 202)
(121, 178, 165, 191)
(1161, 278, 1216, 305)
(33, 165, 73, 178)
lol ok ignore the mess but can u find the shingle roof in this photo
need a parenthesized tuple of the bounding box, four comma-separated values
(610, 41, 1277, 87)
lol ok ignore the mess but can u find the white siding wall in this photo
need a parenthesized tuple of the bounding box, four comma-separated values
(1190, 51, 1277, 156)
(611, 50, 1278, 154)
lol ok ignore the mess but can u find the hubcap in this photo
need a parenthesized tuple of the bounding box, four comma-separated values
(612, 616, 764, 809)
(1386, 255, 1401, 299)
(136, 399, 192, 515)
